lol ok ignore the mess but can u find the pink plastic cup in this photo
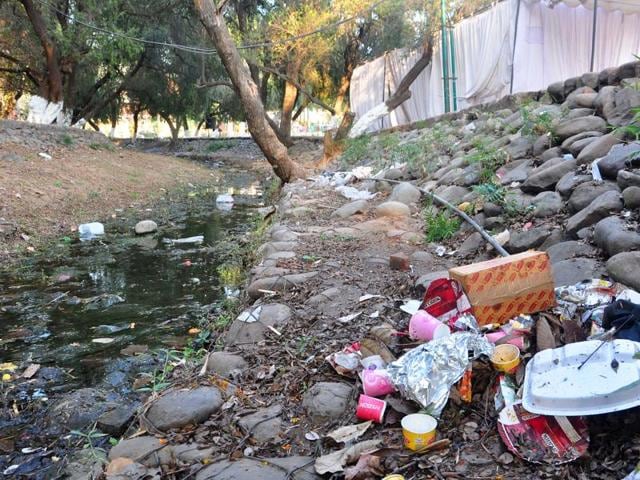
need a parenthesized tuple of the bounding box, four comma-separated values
(362, 369, 396, 397)
(486, 331, 526, 350)
(409, 310, 451, 341)
(356, 394, 387, 423)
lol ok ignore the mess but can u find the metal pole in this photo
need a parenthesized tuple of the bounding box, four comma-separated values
(590, 0, 599, 72)
(441, 0, 450, 113)
(510, 0, 522, 94)
(449, 26, 458, 111)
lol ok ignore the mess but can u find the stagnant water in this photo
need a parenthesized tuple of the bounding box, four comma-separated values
(0, 166, 264, 389)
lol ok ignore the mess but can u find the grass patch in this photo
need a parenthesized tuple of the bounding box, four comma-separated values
(217, 263, 244, 287)
(466, 140, 508, 183)
(206, 139, 234, 152)
(423, 205, 461, 242)
(59, 134, 74, 146)
(473, 182, 507, 205)
(520, 107, 557, 140)
(340, 135, 371, 167)
(614, 107, 640, 143)
(89, 142, 116, 152)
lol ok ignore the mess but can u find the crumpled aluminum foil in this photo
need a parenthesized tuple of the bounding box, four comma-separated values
(387, 332, 493, 416)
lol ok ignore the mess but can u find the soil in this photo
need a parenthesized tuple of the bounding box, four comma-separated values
(0, 121, 216, 258)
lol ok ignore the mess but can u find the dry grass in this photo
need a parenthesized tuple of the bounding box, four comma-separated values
(0, 141, 211, 255)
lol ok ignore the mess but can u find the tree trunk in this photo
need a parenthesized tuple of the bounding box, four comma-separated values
(161, 114, 180, 144)
(279, 60, 299, 141)
(349, 37, 434, 138)
(260, 70, 270, 104)
(194, 0, 304, 182)
(20, 0, 64, 102)
(109, 114, 117, 138)
(293, 97, 310, 122)
(195, 118, 205, 137)
(132, 108, 140, 142)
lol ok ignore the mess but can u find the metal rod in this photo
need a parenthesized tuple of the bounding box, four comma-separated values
(449, 26, 458, 111)
(366, 178, 510, 257)
(510, 0, 522, 94)
(590, 0, 599, 72)
(441, 0, 450, 113)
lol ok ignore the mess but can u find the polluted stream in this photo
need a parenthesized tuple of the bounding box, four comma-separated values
(0, 165, 268, 477)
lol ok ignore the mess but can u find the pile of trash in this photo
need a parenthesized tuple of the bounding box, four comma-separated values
(319, 250, 640, 478)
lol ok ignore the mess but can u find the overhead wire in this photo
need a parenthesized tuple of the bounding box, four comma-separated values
(32, 0, 391, 54)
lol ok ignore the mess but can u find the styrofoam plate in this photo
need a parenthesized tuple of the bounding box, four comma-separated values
(522, 340, 640, 416)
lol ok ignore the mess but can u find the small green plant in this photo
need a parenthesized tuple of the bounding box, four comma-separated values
(53, 181, 63, 188)
(615, 107, 640, 142)
(520, 107, 556, 140)
(89, 142, 116, 152)
(466, 141, 508, 182)
(206, 139, 234, 152)
(217, 263, 243, 287)
(473, 183, 507, 205)
(340, 135, 370, 166)
(69, 426, 108, 463)
(423, 206, 461, 242)
(88, 191, 100, 199)
(389, 142, 423, 166)
(59, 134, 74, 146)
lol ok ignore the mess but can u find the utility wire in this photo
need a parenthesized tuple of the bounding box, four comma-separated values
(33, 0, 389, 54)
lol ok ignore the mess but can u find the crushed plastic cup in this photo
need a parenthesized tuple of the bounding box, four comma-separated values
(491, 344, 521, 373)
(401, 413, 437, 451)
(361, 355, 385, 370)
(356, 394, 386, 423)
(362, 369, 396, 397)
(409, 310, 450, 341)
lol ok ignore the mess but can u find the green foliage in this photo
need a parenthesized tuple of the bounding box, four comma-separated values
(473, 183, 506, 204)
(520, 107, 556, 140)
(423, 206, 460, 242)
(340, 135, 371, 166)
(59, 134, 74, 146)
(89, 142, 116, 152)
(206, 140, 235, 152)
(614, 107, 640, 142)
(217, 263, 244, 287)
(466, 140, 508, 183)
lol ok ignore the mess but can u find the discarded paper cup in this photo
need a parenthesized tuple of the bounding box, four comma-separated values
(409, 310, 450, 341)
(356, 394, 386, 423)
(362, 369, 396, 397)
(401, 413, 437, 451)
(491, 344, 521, 373)
(486, 331, 526, 350)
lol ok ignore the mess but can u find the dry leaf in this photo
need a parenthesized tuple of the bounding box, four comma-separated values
(327, 421, 373, 444)
(106, 457, 134, 475)
(21, 364, 40, 379)
(344, 454, 384, 480)
(536, 316, 556, 352)
(315, 440, 382, 475)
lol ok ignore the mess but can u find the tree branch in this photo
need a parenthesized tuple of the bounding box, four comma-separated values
(196, 79, 234, 89)
(253, 63, 335, 115)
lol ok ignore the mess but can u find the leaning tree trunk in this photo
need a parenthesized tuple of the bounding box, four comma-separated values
(194, 0, 304, 183)
(349, 38, 433, 138)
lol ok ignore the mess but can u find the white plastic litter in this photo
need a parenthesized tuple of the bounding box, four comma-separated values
(38, 152, 52, 160)
(162, 235, 204, 245)
(78, 222, 105, 241)
(27, 95, 64, 124)
(522, 340, 640, 416)
(335, 185, 377, 200)
(591, 159, 603, 182)
(216, 194, 234, 204)
(237, 306, 262, 323)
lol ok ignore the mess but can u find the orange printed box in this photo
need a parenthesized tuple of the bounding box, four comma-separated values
(448, 251, 556, 325)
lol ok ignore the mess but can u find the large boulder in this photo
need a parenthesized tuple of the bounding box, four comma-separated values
(195, 456, 318, 480)
(561, 131, 603, 152)
(505, 136, 534, 160)
(437, 185, 470, 204)
(205, 352, 248, 377)
(566, 190, 623, 236)
(593, 216, 640, 257)
(568, 181, 620, 212)
(618, 170, 640, 190)
(332, 200, 369, 219)
(506, 227, 551, 253)
(594, 86, 617, 119)
(134, 220, 158, 235)
(556, 172, 591, 198)
(607, 252, 640, 291)
(554, 116, 607, 140)
(302, 382, 352, 421)
(576, 134, 621, 165)
(390, 182, 422, 205)
(226, 303, 292, 346)
(606, 87, 640, 126)
(532, 191, 563, 217)
(521, 159, 577, 193)
(623, 186, 640, 209)
(598, 142, 640, 179)
(553, 258, 604, 287)
(146, 387, 223, 431)
(498, 160, 533, 185)
(375, 201, 411, 217)
(48, 388, 115, 431)
(545, 241, 596, 264)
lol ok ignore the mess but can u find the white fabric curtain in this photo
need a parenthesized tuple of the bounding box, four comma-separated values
(350, 0, 640, 131)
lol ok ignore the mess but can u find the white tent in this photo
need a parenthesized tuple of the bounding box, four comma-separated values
(349, 0, 640, 132)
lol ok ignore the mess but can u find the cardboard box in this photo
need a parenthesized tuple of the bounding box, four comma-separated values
(448, 251, 556, 326)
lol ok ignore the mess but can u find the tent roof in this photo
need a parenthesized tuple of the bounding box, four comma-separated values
(526, 0, 640, 13)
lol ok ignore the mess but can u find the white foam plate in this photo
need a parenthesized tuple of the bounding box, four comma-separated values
(522, 339, 640, 416)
